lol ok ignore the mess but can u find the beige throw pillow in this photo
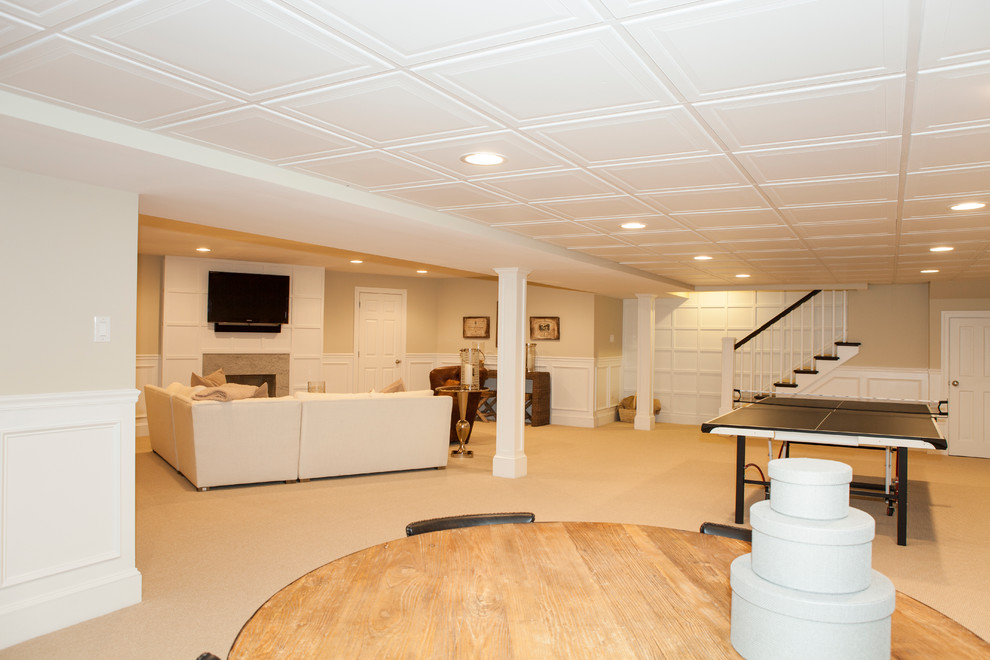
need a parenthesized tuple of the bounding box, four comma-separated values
(191, 368, 226, 387)
(252, 384, 269, 398)
(381, 378, 405, 393)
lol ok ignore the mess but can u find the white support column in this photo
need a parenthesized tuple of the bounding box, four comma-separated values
(635, 294, 656, 431)
(493, 267, 530, 478)
(720, 336, 736, 415)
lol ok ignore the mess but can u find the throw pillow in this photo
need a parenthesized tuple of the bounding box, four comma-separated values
(191, 368, 226, 387)
(443, 379, 459, 388)
(252, 384, 269, 398)
(381, 378, 405, 393)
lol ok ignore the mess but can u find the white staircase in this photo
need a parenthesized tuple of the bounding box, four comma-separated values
(719, 291, 859, 413)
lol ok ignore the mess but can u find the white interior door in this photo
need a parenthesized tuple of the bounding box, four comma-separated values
(947, 313, 990, 458)
(356, 289, 405, 392)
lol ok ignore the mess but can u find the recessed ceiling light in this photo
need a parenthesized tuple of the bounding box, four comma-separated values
(694, 255, 713, 261)
(929, 246, 954, 252)
(921, 269, 939, 274)
(416, 269, 428, 274)
(350, 259, 363, 264)
(620, 221, 646, 229)
(196, 247, 211, 252)
(950, 201, 986, 211)
(735, 273, 750, 278)
(461, 152, 504, 166)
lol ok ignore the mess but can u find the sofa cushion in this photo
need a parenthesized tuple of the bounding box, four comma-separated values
(370, 389, 434, 399)
(191, 368, 226, 387)
(294, 391, 373, 401)
(192, 383, 268, 401)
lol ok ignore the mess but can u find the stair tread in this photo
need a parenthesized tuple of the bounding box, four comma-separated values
(793, 369, 819, 374)
(835, 341, 861, 346)
(815, 355, 841, 360)
(774, 382, 799, 388)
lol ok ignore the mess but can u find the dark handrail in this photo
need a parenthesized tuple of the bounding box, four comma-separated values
(734, 290, 822, 350)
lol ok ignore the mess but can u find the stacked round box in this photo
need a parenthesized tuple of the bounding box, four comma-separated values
(730, 458, 896, 660)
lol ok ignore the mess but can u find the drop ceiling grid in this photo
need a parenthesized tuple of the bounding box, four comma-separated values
(0, 0, 987, 288)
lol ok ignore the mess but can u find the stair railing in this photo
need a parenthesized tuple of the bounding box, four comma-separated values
(719, 290, 848, 413)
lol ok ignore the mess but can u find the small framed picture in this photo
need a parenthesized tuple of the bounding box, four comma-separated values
(463, 316, 491, 339)
(529, 316, 560, 341)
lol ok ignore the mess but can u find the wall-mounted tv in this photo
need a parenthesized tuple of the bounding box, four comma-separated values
(207, 271, 290, 332)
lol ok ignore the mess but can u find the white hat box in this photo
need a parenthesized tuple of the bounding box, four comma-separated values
(750, 500, 876, 594)
(730, 555, 895, 660)
(769, 458, 852, 520)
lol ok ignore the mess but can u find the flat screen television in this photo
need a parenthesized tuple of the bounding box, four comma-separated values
(207, 271, 290, 330)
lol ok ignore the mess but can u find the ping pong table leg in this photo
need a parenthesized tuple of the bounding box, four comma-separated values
(735, 435, 745, 524)
(897, 448, 908, 546)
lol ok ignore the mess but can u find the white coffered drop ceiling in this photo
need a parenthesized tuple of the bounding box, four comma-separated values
(1, 0, 989, 297)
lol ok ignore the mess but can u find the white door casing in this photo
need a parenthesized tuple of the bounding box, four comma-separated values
(943, 311, 990, 458)
(355, 288, 406, 393)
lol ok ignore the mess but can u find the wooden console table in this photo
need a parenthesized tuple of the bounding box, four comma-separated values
(479, 369, 550, 426)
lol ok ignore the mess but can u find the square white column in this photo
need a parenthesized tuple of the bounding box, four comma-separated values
(493, 267, 530, 478)
(635, 294, 656, 431)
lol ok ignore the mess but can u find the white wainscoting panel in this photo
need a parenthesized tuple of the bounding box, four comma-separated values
(624, 291, 807, 426)
(0, 390, 142, 650)
(595, 356, 623, 426)
(134, 354, 159, 445)
(800, 365, 931, 401)
(321, 354, 354, 393)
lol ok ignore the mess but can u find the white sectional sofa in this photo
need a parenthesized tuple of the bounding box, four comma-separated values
(146, 385, 453, 491)
(171, 394, 302, 491)
(296, 391, 452, 480)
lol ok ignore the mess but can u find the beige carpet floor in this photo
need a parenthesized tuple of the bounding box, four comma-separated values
(2, 421, 989, 659)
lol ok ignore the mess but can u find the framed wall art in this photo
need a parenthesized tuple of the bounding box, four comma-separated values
(529, 316, 560, 340)
(462, 316, 491, 339)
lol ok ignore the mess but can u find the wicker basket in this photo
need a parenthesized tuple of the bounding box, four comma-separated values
(617, 394, 660, 422)
(618, 406, 636, 422)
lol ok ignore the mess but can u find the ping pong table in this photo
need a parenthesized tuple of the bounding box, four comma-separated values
(701, 395, 947, 546)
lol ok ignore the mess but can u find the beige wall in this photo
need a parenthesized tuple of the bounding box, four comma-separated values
(324, 272, 444, 353)
(846, 283, 929, 369)
(0, 167, 137, 395)
(434, 278, 497, 354)
(594, 295, 623, 358)
(526, 285, 595, 358)
(928, 279, 990, 368)
(136, 254, 162, 355)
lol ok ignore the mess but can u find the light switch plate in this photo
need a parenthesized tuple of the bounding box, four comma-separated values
(94, 316, 110, 342)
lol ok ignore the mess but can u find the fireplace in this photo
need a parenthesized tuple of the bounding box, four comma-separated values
(202, 353, 290, 397)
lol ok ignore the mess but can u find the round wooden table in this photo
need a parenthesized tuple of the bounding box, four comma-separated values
(229, 522, 989, 658)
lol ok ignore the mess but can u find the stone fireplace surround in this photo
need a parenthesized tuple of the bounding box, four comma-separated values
(202, 353, 290, 397)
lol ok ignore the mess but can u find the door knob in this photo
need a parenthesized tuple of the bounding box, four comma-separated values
(951, 380, 959, 387)
(395, 359, 402, 364)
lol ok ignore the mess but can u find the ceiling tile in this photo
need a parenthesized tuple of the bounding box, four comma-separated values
(780, 202, 896, 224)
(909, 125, 990, 170)
(292, 151, 452, 188)
(541, 234, 624, 248)
(287, 0, 604, 65)
(626, 0, 908, 101)
(537, 195, 657, 220)
(161, 106, 363, 161)
(476, 169, 621, 202)
(0, 35, 234, 124)
(905, 165, 990, 197)
(417, 27, 676, 124)
(696, 225, 797, 242)
(913, 62, 990, 132)
(525, 106, 719, 165)
(579, 215, 684, 234)
(494, 221, 588, 237)
(643, 185, 769, 214)
(764, 175, 898, 206)
(673, 208, 784, 230)
(917, 0, 990, 69)
(902, 197, 990, 218)
(0, 0, 116, 27)
(792, 219, 895, 237)
(594, 154, 748, 193)
(735, 137, 901, 183)
(448, 204, 561, 224)
(697, 77, 905, 150)
(0, 12, 41, 49)
(69, 0, 389, 98)
(390, 131, 565, 178)
(383, 182, 513, 208)
(267, 72, 498, 145)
